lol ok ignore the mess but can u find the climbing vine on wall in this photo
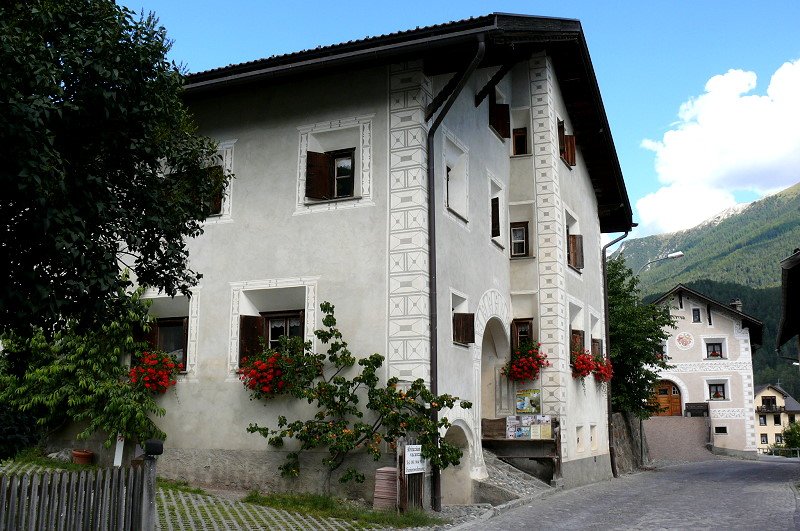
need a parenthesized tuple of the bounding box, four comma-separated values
(244, 302, 472, 483)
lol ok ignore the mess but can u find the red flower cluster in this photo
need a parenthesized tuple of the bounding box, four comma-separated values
(502, 341, 550, 382)
(571, 350, 595, 379)
(130, 351, 182, 394)
(237, 352, 288, 399)
(593, 357, 613, 383)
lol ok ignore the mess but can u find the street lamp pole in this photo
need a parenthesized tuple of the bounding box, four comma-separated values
(636, 251, 684, 275)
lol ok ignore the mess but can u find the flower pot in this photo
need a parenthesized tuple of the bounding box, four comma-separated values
(72, 449, 94, 465)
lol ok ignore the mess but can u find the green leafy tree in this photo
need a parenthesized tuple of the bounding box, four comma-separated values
(0, 0, 226, 339)
(0, 288, 169, 447)
(607, 256, 677, 418)
(781, 422, 800, 449)
(245, 303, 472, 484)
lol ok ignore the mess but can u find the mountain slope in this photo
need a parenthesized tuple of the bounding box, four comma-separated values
(617, 182, 800, 396)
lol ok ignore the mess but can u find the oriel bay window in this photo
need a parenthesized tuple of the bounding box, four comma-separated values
(305, 148, 355, 200)
(239, 310, 304, 361)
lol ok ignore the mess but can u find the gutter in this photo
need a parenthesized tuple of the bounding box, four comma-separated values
(601, 230, 631, 478)
(426, 35, 486, 512)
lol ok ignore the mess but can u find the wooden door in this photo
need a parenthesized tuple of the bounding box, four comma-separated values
(653, 380, 682, 416)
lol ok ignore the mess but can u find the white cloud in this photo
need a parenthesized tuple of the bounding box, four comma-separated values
(637, 59, 800, 234)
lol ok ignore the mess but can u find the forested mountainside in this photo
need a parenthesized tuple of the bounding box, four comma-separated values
(616, 182, 800, 396)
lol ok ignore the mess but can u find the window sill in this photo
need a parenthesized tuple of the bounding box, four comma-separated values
(446, 207, 469, 224)
(491, 239, 505, 251)
(510, 255, 535, 261)
(453, 341, 470, 349)
(304, 195, 363, 206)
(704, 357, 727, 360)
(510, 153, 532, 159)
(488, 126, 507, 143)
(568, 264, 583, 275)
(560, 156, 574, 170)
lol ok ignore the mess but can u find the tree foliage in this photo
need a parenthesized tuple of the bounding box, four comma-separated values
(781, 422, 800, 449)
(245, 302, 472, 484)
(0, 288, 169, 447)
(0, 0, 226, 337)
(607, 256, 677, 418)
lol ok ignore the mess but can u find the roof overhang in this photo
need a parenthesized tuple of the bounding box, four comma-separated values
(777, 249, 800, 348)
(655, 284, 764, 347)
(184, 13, 633, 233)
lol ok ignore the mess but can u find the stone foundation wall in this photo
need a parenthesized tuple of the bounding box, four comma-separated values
(610, 411, 649, 474)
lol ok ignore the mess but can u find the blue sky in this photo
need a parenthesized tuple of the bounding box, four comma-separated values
(121, 0, 800, 237)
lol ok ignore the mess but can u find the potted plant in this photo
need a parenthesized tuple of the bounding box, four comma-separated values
(571, 349, 595, 380)
(71, 448, 94, 465)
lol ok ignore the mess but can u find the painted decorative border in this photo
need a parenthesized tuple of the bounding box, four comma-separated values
(226, 277, 319, 377)
(295, 115, 374, 215)
(710, 408, 746, 420)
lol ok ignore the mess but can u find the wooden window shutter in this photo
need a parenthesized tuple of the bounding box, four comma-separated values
(181, 317, 189, 369)
(568, 234, 584, 269)
(564, 135, 577, 166)
(490, 101, 511, 139)
(571, 329, 585, 351)
(305, 151, 332, 199)
(491, 197, 500, 238)
(591, 338, 602, 357)
(558, 120, 566, 157)
(239, 315, 264, 362)
(453, 313, 475, 344)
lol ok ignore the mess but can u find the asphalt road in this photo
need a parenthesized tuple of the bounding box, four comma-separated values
(462, 458, 800, 530)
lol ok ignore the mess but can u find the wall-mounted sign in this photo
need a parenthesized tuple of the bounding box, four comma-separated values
(405, 444, 425, 474)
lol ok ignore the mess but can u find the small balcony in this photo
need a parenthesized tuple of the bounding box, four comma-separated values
(756, 405, 785, 413)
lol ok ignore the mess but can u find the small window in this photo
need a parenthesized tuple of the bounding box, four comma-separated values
(489, 90, 510, 139)
(570, 329, 585, 352)
(760, 433, 768, 445)
(239, 310, 304, 362)
(762, 396, 777, 408)
(512, 128, 528, 155)
(706, 343, 723, 358)
(557, 119, 576, 166)
(759, 414, 767, 426)
(714, 426, 728, 435)
(510, 222, 529, 257)
(692, 308, 701, 323)
(775, 434, 784, 444)
(672, 386, 679, 395)
(709, 383, 726, 400)
(511, 318, 534, 351)
(566, 227, 584, 270)
(490, 178, 503, 243)
(306, 148, 356, 200)
(444, 134, 468, 221)
(137, 317, 189, 371)
(451, 292, 474, 345)
(790, 414, 796, 424)
(774, 414, 782, 426)
(658, 388, 669, 396)
(591, 338, 603, 357)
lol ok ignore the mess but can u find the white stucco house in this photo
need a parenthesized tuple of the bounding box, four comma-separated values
(652, 285, 762, 458)
(136, 14, 634, 502)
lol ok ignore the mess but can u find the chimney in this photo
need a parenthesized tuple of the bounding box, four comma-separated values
(729, 298, 743, 312)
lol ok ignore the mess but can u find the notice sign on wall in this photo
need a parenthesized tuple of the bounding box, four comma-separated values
(405, 444, 425, 474)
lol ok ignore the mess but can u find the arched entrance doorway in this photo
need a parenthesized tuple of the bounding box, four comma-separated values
(441, 424, 472, 504)
(653, 380, 682, 416)
(480, 317, 513, 419)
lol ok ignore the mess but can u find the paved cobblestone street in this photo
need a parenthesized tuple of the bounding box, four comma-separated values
(459, 458, 800, 530)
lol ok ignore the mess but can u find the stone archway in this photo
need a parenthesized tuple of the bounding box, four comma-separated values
(441, 423, 473, 505)
(480, 317, 513, 419)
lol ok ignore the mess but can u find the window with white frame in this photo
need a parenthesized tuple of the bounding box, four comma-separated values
(296, 116, 373, 214)
(759, 414, 767, 426)
(708, 382, 727, 400)
(704, 338, 726, 359)
(489, 176, 504, 247)
(776, 434, 784, 444)
(203, 139, 236, 224)
(760, 433, 768, 444)
(137, 292, 197, 375)
(692, 308, 701, 323)
(443, 131, 468, 222)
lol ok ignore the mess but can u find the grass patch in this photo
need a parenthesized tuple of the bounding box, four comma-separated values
(157, 477, 207, 495)
(7, 447, 98, 472)
(242, 491, 447, 529)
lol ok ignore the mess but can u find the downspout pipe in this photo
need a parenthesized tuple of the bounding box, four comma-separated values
(601, 229, 630, 478)
(426, 35, 485, 512)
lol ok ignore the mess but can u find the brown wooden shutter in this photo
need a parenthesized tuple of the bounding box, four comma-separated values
(564, 135, 577, 166)
(571, 329, 585, 351)
(239, 315, 264, 362)
(490, 102, 511, 138)
(558, 120, 566, 158)
(591, 338, 602, 357)
(568, 234, 584, 269)
(181, 317, 189, 369)
(491, 197, 500, 238)
(305, 151, 332, 199)
(453, 313, 475, 344)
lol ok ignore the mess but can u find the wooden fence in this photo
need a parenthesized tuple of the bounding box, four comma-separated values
(0, 464, 154, 531)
